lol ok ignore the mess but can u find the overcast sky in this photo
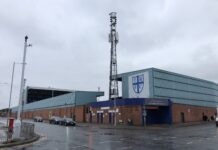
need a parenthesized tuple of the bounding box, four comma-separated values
(0, 0, 218, 109)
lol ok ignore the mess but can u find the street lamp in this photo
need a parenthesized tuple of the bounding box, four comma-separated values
(0, 83, 9, 116)
(6, 62, 22, 142)
(7, 62, 22, 120)
(21, 78, 27, 123)
(17, 36, 32, 121)
(73, 92, 76, 121)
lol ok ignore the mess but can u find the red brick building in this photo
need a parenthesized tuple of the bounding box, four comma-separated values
(11, 68, 218, 126)
(11, 90, 104, 123)
(87, 98, 216, 126)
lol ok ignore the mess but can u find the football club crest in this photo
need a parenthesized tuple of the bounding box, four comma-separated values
(132, 74, 144, 93)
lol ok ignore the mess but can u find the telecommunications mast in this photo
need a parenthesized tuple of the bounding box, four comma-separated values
(109, 12, 119, 100)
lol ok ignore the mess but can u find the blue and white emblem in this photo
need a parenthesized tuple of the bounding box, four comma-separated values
(132, 74, 144, 93)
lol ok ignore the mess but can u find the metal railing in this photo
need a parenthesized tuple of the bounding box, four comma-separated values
(20, 122, 35, 139)
(0, 122, 35, 144)
(0, 125, 21, 143)
(0, 126, 7, 143)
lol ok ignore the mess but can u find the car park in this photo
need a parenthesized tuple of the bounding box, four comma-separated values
(33, 116, 43, 122)
(59, 118, 76, 126)
(49, 116, 61, 124)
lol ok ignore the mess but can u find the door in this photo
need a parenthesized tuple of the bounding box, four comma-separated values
(100, 113, 103, 123)
(89, 112, 92, 123)
(180, 112, 185, 123)
(142, 110, 147, 126)
(97, 113, 100, 123)
(109, 113, 112, 124)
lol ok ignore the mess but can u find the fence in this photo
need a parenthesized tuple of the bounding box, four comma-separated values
(20, 122, 35, 139)
(0, 126, 7, 143)
(0, 125, 21, 143)
(0, 122, 35, 144)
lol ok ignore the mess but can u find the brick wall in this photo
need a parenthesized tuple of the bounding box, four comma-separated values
(12, 102, 217, 125)
(88, 105, 142, 126)
(172, 103, 216, 123)
(13, 105, 87, 123)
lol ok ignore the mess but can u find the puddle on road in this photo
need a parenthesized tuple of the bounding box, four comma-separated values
(100, 132, 115, 136)
(91, 130, 98, 133)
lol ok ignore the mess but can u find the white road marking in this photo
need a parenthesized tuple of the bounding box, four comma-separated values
(99, 140, 122, 144)
(187, 141, 193, 145)
(71, 145, 88, 149)
(120, 146, 132, 150)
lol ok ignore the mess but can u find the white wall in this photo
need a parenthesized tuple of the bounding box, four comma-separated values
(128, 71, 150, 98)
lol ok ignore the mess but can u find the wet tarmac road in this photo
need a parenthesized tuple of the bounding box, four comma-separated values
(5, 122, 218, 150)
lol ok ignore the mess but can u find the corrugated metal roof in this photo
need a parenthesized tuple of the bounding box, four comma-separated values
(12, 91, 104, 112)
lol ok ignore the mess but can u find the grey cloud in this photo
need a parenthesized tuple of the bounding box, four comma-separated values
(1, 0, 218, 109)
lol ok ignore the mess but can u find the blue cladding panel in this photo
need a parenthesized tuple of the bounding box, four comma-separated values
(119, 68, 218, 107)
(89, 98, 169, 108)
(12, 91, 104, 112)
(154, 78, 218, 96)
(12, 93, 75, 112)
(154, 87, 217, 101)
(90, 98, 145, 108)
(76, 91, 104, 105)
(122, 76, 129, 98)
(152, 68, 218, 107)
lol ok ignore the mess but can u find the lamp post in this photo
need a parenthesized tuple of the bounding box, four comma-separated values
(7, 62, 22, 122)
(7, 62, 22, 141)
(0, 83, 9, 116)
(6, 62, 15, 129)
(6, 62, 22, 142)
(21, 78, 26, 124)
(73, 92, 76, 121)
(17, 36, 32, 121)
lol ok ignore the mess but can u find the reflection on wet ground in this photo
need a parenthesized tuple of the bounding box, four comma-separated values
(6, 122, 218, 150)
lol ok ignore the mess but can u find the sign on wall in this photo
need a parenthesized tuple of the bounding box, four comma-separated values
(128, 71, 150, 98)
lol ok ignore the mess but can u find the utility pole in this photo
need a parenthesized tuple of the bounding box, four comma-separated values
(6, 62, 15, 142)
(7, 62, 22, 141)
(17, 36, 32, 120)
(21, 78, 26, 122)
(108, 12, 119, 126)
(7, 62, 16, 118)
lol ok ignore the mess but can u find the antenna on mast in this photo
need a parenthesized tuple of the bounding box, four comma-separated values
(109, 12, 119, 100)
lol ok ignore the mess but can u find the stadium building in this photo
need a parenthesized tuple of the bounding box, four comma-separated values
(9, 14, 218, 126)
(11, 68, 218, 126)
(87, 68, 218, 126)
(25, 86, 72, 104)
(12, 90, 104, 122)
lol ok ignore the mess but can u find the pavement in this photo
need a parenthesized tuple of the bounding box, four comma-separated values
(0, 118, 39, 149)
(78, 121, 213, 130)
(2, 120, 218, 150)
(0, 134, 40, 149)
(0, 118, 7, 144)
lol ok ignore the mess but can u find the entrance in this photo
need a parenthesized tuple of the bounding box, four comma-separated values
(89, 112, 92, 123)
(180, 112, 185, 123)
(109, 113, 114, 124)
(145, 106, 171, 125)
(97, 113, 103, 124)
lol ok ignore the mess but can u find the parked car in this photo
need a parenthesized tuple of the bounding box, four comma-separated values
(216, 117, 218, 127)
(49, 116, 61, 124)
(59, 118, 76, 126)
(33, 116, 43, 122)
